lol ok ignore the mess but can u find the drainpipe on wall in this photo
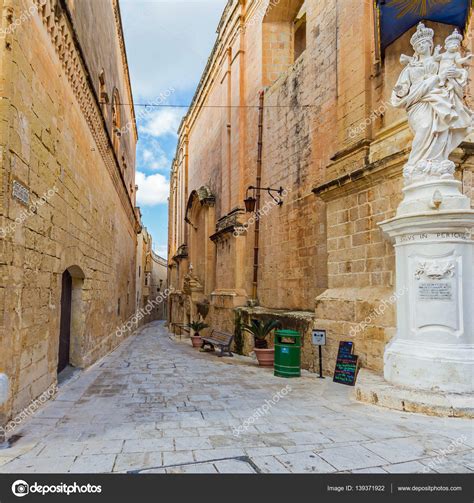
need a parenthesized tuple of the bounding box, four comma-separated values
(252, 90, 265, 301)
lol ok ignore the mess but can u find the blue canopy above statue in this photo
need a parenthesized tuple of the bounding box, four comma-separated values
(377, 0, 472, 51)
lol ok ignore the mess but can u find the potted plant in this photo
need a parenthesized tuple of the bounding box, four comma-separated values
(242, 319, 279, 367)
(188, 321, 209, 348)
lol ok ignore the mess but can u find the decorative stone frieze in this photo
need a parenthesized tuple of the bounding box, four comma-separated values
(32, 0, 137, 229)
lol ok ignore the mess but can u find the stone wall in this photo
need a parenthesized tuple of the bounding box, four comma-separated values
(0, 0, 138, 421)
(167, 0, 474, 377)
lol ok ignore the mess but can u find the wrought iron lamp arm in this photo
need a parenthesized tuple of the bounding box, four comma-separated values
(244, 185, 285, 212)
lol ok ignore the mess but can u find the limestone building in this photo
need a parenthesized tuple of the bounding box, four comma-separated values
(136, 224, 152, 313)
(150, 252, 168, 321)
(168, 0, 474, 375)
(136, 224, 168, 322)
(0, 0, 139, 424)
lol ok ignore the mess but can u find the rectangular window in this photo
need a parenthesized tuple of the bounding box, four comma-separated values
(262, 0, 307, 86)
(294, 11, 306, 61)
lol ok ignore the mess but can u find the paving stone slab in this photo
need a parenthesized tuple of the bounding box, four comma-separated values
(1, 321, 471, 474)
(317, 444, 388, 471)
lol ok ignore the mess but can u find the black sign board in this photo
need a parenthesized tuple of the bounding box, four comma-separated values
(333, 341, 358, 386)
(338, 341, 353, 357)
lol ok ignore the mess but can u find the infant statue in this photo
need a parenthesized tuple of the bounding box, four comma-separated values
(434, 29, 472, 86)
(398, 28, 472, 91)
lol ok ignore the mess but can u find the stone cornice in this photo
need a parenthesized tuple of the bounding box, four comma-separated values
(32, 0, 139, 232)
(112, 0, 138, 141)
(210, 207, 245, 242)
(181, 0, 242, 135)
(313, 142, 474, 202)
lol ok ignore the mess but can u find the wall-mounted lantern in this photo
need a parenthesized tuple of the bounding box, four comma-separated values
(244, 185, 285, 213)
(244, 194, 257, 213)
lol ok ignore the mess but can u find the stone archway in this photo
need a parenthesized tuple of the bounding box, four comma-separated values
(185, 185, 216, 294)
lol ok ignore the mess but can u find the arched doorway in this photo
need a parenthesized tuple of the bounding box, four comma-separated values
(58, 265, 86, 375)
(58, 270, 72, 374)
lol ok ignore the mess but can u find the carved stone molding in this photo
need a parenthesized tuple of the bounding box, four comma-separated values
(32, 0, 137, 230)
(111, 0, 137, 140)
(196, 185, 216, 206)
(414, 260, 456, 281)
(210, 208, 245, 242)
(404, 160, 456, 183)
(172, 244, 188, 262)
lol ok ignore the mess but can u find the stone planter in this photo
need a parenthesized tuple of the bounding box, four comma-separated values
(254, 348, 274, 367)
(191, 335, 203, 348)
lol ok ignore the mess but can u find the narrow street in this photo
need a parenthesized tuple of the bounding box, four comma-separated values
(0, 323, 471, 475)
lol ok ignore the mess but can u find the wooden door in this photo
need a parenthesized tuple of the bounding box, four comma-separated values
(58, 270, 72, 374)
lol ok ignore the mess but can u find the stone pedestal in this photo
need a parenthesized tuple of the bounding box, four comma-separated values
(380, 177, 474, 393)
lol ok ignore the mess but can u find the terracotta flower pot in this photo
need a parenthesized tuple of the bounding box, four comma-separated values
(254, 348, 274, 367)
(191, 335, 203, 348)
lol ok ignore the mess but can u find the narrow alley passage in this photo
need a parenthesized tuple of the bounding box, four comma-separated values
(0, 323, 471, 474)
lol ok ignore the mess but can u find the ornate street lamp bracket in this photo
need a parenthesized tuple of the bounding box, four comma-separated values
(244, 185, 284, 213)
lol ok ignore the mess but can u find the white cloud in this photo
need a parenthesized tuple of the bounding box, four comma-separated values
(140, 141, 170, 171)
(136, 171, 169, 206)
(143, 149, 153, 162)
(139, 108, 184, 138)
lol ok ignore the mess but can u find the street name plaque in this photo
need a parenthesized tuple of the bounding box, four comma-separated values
(12, 179, 30, 206)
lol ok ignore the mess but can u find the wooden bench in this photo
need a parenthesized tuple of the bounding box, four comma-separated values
(201, 329, 234, 357)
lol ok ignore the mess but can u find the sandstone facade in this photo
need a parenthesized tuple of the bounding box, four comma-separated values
(0, 0, 138, 424)
(136, 225, 168, 323)
(168, 0, 474, 375)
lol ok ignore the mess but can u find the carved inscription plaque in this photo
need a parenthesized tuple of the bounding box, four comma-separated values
(417, 282, 453, 302)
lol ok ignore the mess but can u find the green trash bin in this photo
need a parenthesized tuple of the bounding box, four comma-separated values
(274, 330, 301, 378)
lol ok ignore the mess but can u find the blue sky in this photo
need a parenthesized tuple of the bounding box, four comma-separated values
(120, 0, 228, 257)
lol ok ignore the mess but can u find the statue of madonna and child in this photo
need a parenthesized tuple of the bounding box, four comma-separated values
(392, 22, 473, 183)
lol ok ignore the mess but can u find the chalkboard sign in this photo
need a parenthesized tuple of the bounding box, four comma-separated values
(338, 341, 353, 357)
(333, 341, 358, 386)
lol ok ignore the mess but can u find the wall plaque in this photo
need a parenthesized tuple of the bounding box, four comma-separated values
(411, 256, 461, 332)
(12, 180, 30, 205)
(311, 329, 326, 346)
(418, 282, 453, 302)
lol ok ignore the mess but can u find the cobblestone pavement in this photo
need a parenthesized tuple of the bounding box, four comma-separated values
(0, 322, 472, 474)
